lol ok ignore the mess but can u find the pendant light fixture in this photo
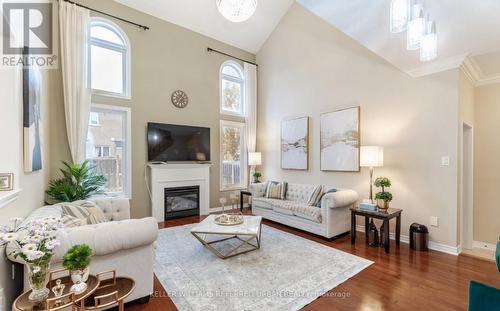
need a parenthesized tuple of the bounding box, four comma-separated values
(407, 3, 425, 50)
(390, 0, 410, 33)
(420, 19, 437, 61)
(216, 0, 258, 23)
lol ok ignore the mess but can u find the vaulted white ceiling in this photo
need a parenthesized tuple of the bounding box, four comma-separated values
(116, 0, 500, 79)
(114, 0, 294, 54)
(298, 0, 500, 77)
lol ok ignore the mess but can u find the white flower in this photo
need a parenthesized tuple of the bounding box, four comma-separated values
(32, 266, 41, 274)
(1, 232, 18, 243)
(26, 250, 44, 261)
(29, 235, 43, 243)
(21, 243, 38, 255)
(45, 239, 60, 250)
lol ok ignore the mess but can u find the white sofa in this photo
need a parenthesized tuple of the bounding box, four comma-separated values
(250, 183, 358, 238)
(7, 198, 158, 304)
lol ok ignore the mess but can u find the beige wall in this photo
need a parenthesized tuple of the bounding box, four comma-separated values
(474, 83, 500, 244)
(256, 3, 460, 247)
(49, 0, 255, 218)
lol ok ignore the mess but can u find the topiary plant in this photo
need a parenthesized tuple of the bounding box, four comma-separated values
(63, 244, 93, 271)
(374, 177, 393, 208)
(252, 171, 262, 183)
(46, 161, 106, 202)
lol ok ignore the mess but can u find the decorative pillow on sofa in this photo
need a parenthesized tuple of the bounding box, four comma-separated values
(306, 185, 323, 206)
(315, 188, 337, 207)
(61, 215, 86, 228)
(61, 201, 107, 225)
(265, 181, 288, 200)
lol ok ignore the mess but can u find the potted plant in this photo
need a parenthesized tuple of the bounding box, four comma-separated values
(1, 217, 62, 301)
(374, 177, 393, 210)
(63, 244, 93, 294)
(252, 171, 262, 183)
(46, 161, 106, 203)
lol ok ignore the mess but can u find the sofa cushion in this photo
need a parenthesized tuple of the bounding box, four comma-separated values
(315, 188, 337, 207)
(62, 201, 107, 225)
(265, 181, 287, 199)
(61, 215, 86, 228)
(252, 197, 278, 210)
(272, 200, 295, 216)
(292, 204, 323, 223)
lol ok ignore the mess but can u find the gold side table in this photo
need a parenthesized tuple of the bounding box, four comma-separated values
(12, 271, 99, 311)
(77, 271, 135, 311)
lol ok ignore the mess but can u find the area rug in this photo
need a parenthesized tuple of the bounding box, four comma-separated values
(154, 224, 373, 311)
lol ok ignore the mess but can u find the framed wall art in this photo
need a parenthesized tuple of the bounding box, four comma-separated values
(281, 116, 309, 170)
(320, 107, 360, 172)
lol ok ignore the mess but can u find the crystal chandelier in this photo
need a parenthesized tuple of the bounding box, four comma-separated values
(420, 20, 437, 61)
(390, 0, 437, 62)
(407, 3, 425, 50)
(390, 0, 410, 33)
(217, 0, 258, 23)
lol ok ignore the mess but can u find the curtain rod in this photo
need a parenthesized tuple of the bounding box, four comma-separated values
(62, 0, 150, 30)
(207, 47, 258, 67)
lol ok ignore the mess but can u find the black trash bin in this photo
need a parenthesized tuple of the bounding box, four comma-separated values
(410, 223, 429, 251)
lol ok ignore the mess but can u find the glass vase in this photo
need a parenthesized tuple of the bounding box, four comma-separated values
(27, 262, 51, 302)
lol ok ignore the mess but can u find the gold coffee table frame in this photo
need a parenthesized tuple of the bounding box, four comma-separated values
(191, 215, 262, 259)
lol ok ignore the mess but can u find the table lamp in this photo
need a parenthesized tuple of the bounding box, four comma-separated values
(360, 146, 384, 203)
(248, 152, 262, 183)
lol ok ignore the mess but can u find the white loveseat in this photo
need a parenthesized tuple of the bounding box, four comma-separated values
(250, 183, 358, 238)
(7, 198, 158, 304)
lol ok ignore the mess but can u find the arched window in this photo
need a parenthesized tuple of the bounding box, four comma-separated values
(220, 61, 244, 116)
(88, 18, 130, 98)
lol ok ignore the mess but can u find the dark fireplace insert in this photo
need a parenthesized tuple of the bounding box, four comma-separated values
(164, 186, 200, 220)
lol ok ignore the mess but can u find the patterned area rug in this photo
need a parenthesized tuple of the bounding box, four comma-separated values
(154, 224, 372, 311)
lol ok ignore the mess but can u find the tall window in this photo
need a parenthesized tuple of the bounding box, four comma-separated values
(89, 18, 130, 98)
(220, 120, 247, 190)
(220, 61, 245, 116)
(86, 104, 131, 197)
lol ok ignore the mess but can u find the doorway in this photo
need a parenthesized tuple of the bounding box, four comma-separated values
(461, 123, 473, 250)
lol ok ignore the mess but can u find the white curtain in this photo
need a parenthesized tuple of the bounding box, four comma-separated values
(244, 63, 258, 185)
(59, 1, 91, 164)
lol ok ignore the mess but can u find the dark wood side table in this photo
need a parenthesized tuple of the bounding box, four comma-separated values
(350, 206, 402, 254)
(240, 190, 252, 212)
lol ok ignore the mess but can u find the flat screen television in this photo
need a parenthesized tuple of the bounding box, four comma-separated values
(147, 122, 211, 162)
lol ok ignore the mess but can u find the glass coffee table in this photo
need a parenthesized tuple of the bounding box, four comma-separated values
(191, 215, 262, 259)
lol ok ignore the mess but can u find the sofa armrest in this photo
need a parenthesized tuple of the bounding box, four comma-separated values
(322, 190, 358, 209)
(92, 198, 131, 221)
(249, 183, 266, 198)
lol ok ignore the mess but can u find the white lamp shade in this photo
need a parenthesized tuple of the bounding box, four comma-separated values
(248, 152, 262, 166)
(360, 146, 384, 167)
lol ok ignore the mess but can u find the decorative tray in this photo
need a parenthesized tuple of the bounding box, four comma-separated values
(214, 213, 244, 226)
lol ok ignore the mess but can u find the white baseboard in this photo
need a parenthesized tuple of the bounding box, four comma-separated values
(356, 225, 460, 256)
(472, 240, 497, 252)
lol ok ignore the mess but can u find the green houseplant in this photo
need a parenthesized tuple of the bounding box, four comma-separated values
(63, 244, 93, 294)
(252, 171, 262, 183)
(374, 177, 393, 210)
(46, 161, 106, 203)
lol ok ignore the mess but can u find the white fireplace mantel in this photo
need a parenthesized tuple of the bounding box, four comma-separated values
(148, 163, 212, 222)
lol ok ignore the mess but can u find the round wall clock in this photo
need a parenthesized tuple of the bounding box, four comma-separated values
(171, 90, 189, 108)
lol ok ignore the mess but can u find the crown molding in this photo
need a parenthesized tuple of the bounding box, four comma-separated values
(406, 54, 467, 78)
(460, 56, 500, 86)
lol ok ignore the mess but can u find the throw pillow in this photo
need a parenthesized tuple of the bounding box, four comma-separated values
(61, 201, 107, 225)
(315, 188, 337, 207)
(265, 181, 287, 200)
(61, 215, 85, 228)
(306, 185, 323, 206)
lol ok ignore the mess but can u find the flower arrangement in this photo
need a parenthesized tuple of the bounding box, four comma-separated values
(0, 216, 63, 301)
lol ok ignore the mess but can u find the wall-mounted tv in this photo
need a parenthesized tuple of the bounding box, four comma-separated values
(147, 122, 211, 162)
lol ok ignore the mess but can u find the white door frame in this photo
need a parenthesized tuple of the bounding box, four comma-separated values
(460, 122, 474, 250)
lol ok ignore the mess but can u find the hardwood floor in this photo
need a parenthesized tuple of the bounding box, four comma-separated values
(127, 210, 500, 311)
